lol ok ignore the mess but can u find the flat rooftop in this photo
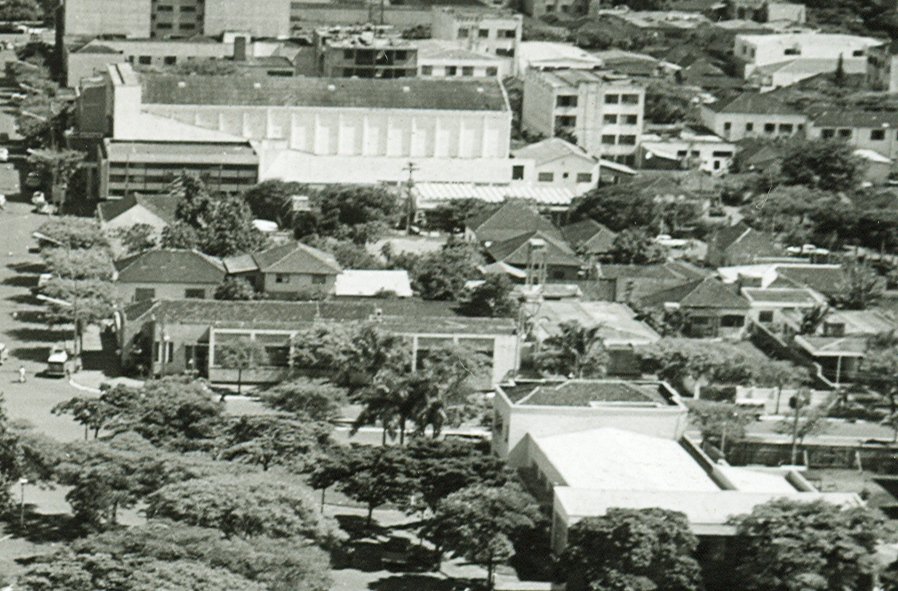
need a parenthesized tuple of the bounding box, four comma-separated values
(140, 74, 508, 111)
(512, 380, 673, 407)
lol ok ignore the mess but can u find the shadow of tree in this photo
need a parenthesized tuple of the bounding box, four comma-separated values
(10, 346, 51, 363)
(3, 275, 35, 288)
(368, 574, 478, 591)
(11, 310, 47, 324)
(8, 327, 69, 343)
(335, 514, 390, 540)
(6, 262, 43, 275)
(4, 509, 85, 545)
(6, 294, 37, 305)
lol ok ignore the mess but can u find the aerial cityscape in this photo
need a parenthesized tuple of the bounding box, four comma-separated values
(3, 0, 898, 589)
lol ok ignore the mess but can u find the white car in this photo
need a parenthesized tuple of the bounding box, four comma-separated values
(0, 147, 10, 161)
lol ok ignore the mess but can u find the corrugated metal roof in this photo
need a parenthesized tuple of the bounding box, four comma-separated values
(414, 182, 575, 206)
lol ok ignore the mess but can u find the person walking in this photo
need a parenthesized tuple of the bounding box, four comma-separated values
(18, 366, 25, 383)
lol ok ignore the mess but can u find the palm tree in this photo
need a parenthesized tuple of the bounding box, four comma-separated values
(533, 320, 609, 378)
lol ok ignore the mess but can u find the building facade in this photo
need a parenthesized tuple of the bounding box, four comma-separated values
(808, 111, 898, 163)
(431, 6, 522, 59)
(867, 41, 898, 92)
(734, 33, 883, 79)
(522, 69, 644, 165)
(313, 26, 417, 79)
(700, 92, 808, 142)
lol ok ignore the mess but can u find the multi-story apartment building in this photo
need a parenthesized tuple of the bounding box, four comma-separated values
(313, 26, 417, 79)
(808, 111, 898, 163)
(522, 69, 644, 165)
(417, 40, 508, 78)
(700, 92, 808, 142)
(431, 6, 522, 59)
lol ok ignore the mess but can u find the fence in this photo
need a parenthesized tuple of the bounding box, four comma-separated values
(728, 439, 898, 473)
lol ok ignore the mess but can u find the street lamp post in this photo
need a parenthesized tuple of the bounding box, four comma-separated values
(18, 477, 27, 529)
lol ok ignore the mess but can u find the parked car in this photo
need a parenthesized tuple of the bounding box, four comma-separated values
(25, 171, 41, 189)
(0, 147, 10, 161)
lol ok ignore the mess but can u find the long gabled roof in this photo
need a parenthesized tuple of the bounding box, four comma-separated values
(487, 230, 583, 268)
(97, 194, 180, 225)
(511, 137, 596, 167)
(561, 219, 618, 255)
(114, 249, 226, 284)
(467, 201, 564, 244)
(708, 92, 804, 116)
(680, 277, 750, 309)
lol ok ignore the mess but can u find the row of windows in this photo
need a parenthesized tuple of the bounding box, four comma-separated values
(723, 121, 803, 134)
(155, 4, 197, 11)
(134, 55, 178, 65)
(457, 27, 516, 39)
(154, 23, 196, 30)
(341, 68, 408, 78)
(820, 128, 889, 141)
(136, 287, 205, 301)
(601, 134, 637, 145)
(603, 114, 639, 125)
(341, 49, 410, 64)
(538, 171, 592, 182)
(420, 65, 498, 77)
(605, 93, 640, 105)
(274, 273, 327, 285)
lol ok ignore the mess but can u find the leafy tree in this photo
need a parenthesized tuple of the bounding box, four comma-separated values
(199, 195, 268, 257)
(303, 235, 383, 269)
(260, 377, 347, 421)
(146, 472, 329, 540)
(27, 149, 85, 208)
(533, 320, 609, 378)
(214, 276, 257, 301)
(779, 139, 860, 191)
(560, 507, 703, 591)
(70, 521, 331, 591)
(830, 259, 884, 310)
(754, 360, 810, 415)
(40, 277, 118, 330)
(686, 400, 754, 456)
(56, 433, 206, 528)
(570, 184, 658, 232)
(859, 335, 898, 418)
(405, 237, 482, 300)
(296, 184, 399, 244)
(52, 395, 118, 439)
(15, 93, 61, 148)
(729, 498, 884, 591)
(117, 223, 157, 254)
(608, 228, 668, 265)
(216, 414, 331, 471)
(0, 394, 22, 513)
(242, 179, 304, 227)
(0, 0, 41, 23)
(160, 221, 200, 250)
(456, 274, 519, 317)
(101, 377, 224, 451)
(423, 483, 543, 590)
(774, 390, 829, 465)
(42, 247, 114, 281)
(171, 173, 215, 227)
(307, 445, 354, 507)
(215, 337, 267, 396)
(336, 444, 417, 524)
(36, 216, 108, 250)
(426, 198, 493, 233)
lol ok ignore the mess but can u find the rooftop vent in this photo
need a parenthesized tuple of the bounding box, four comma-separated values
(177, 81, 186, 88)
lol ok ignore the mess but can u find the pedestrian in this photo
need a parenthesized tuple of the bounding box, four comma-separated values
(0, 194, 7, 211)
(18, 366, 25, 383)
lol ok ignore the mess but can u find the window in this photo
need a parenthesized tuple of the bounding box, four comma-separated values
(619, 135, 636, 145)
(576, 172, 592, 183)
(602, 134, 616, 145)
(156, 4, 173, 10)
(624, 114, 638, 125)
(180, 23, 194, 30)
(344, 49, 354, 60)
(395, 50, 407, 61)
(496, 48, 514, 57)
(779, 123, 793, 134)
(604, 94, 619, 104)
(462, 66, 474, 76)
(479, 28, 489, 38)
(562, 172, 569, 179)
(853, 49, 864, 57)
(458, 28, 468, 38)
(713, 161, 720, 170)
(677, 150, 687, 157)
(838, 128, 851, 138)
(784, 47, 800, 56)
(445, 66, 457, 76)
(871, 129, 886, 141)
(821, 128, 835, 139)
(512, 165, 524, 180)
(164, 56, 176, 65)
(421, 65, 433, 76)
(312, 275, 327, 285)
(501, 29, 516, 38)
(556, 95, 577, 107)
(723, 122, 732, 132)
(185, 288, 205, 299)
(720, 315, 744, 328)
(135, 288, 155, 301)
(155, 341, 174, 363)
(604, 114, 617, 124)
(138, 55, 152, 65)
(156, 23, 172, 29)
(180, 4, 195, 10)
(486, 66, 498, 76)
(758, 311, 774, 323)
(746, 122, 754, 132)
(764, 123, 775, 133)
(343, 68, 355, 77)
(712, 150, 733, 157)
(555, 115, 575, 127)
(545, 3, 554, 11)
(275, 274, 290, 284)
(797, 124, 804, 132)
(538, 172, 554, 182)
(621, 94, 639, 104)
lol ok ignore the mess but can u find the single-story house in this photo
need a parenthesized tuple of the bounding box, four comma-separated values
(114, 248, 226, 302)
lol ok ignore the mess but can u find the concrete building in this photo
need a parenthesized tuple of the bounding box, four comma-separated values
(734, 33, 883, 86)
(726, 0, 806, 23)
(431, 6, 522, 60)
(64, 0, 151, 38)
(118, 299, 519, 385)
(638, 127, 736, 174)
(809, 111, 898, 164)
(313, 25, 417, 79)
(79, 63, 514, 185)
(204, 0, 290, 38)
(867, 40, 898, 92)
(416, 40, 507, 78)
(522, 69, 644, 165)
(511, 138, 599, 194)
(517, 41, 605, 73)
(114, 249, 227, 302)
(700, 92, 807, 142)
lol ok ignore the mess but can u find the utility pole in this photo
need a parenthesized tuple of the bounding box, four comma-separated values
(403, 161, 418, 233)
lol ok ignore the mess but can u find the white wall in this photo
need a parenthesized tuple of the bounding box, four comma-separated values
(65, 0, 151, 37)
(204, 0, 291, 37)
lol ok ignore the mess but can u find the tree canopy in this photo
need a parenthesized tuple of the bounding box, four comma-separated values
(534, 320, 609, 379)
(456, 274, 519, 318)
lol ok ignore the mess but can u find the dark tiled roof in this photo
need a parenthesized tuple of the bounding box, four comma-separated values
(468, 201, 563, 244)
(562, 219, 606, 248)
(97, 194, 180, 225)
(637, 279, 704, 308)
(125, 299, 372, 325)
(742, 287, 819, 304)
(813, 111, 898, 129)
(517, 380, 669, 406)
(680, 277, 750, 309)
(377, 315, 516, 335)
(115, 249, 226, 284)
(775, 265, 846, 296)
(709, 92, 803, 116)
(97, 195, 138, 223)
(598, 261, 710, 281)
(711, 221, 751, 252)
(252, 242, 342, 275)
(141, 74, 508, 111)
(487, 230, 582, 268)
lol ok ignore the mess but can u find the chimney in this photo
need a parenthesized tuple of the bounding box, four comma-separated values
(234, 36, 247, 62)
